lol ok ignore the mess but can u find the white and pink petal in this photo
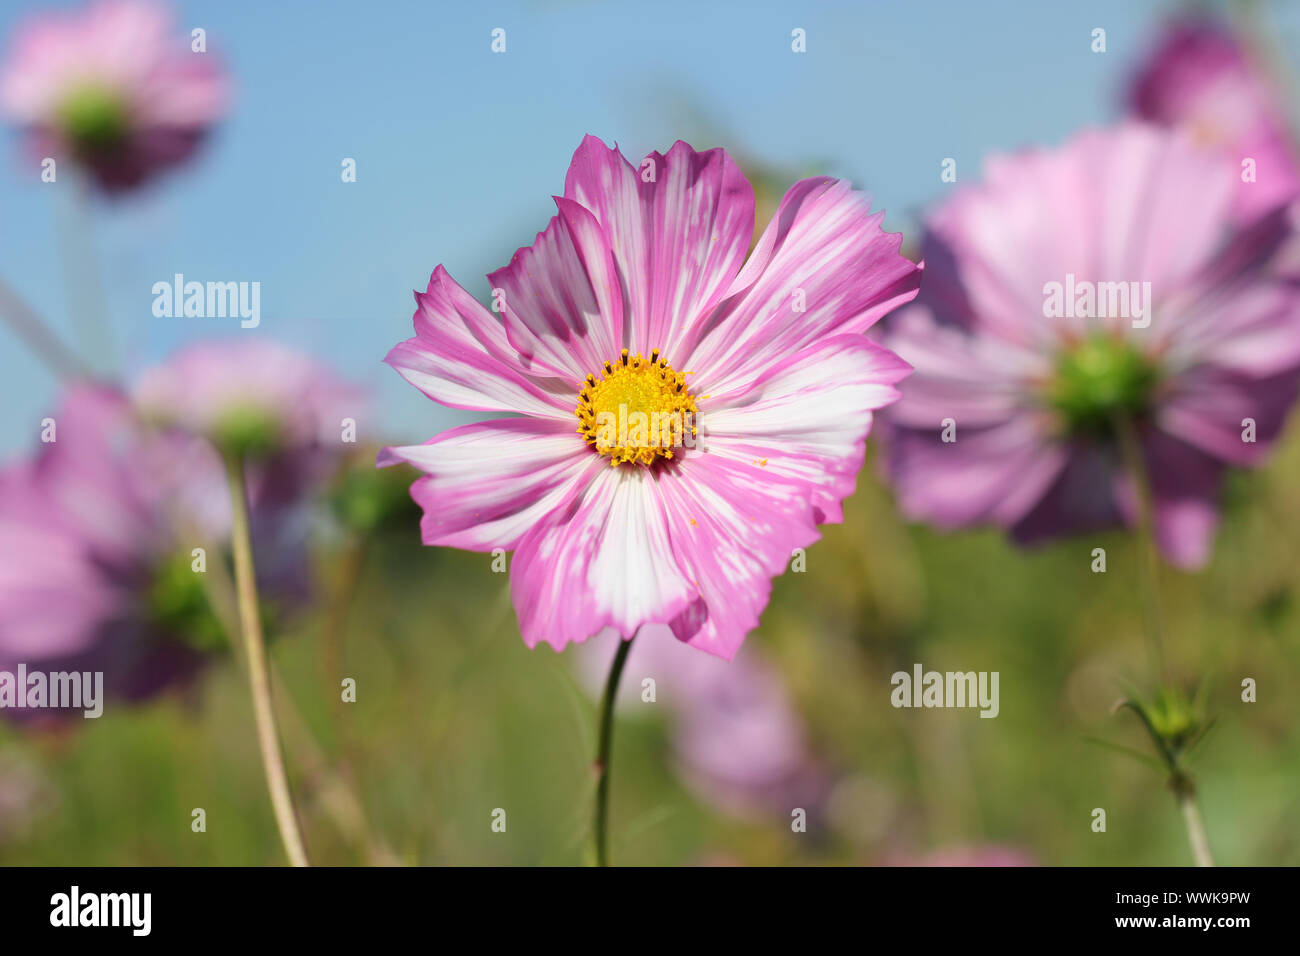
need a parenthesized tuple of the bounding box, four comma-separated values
(686, 177, 922, 396)
(379, 418, 598, 552)
(705, 334, 911, 523)
(386, 265, 573, 419)
(654, 452, 822, 660)
(488, 197, 625, 383)
(509, 466, 699, 652)
(563, 135, 755, 357)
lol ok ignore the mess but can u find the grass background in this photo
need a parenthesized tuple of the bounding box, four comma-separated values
(3, 417, 1296, 867)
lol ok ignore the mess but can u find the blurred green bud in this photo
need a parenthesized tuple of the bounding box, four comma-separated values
(211, 405, 284, 459)
(1146, 686, 1201, 752)
(57, 85, 130, 157)
(1047, 334, 1159, 439)
(1114, 682, 1214, 777)
(329, 455, 417, 533)
(147, 551, 227, 652)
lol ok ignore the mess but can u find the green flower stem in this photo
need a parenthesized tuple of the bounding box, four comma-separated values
(223, 451, 310, 867)
(1114, 415, 1215, 867)
(1113, 415, 1168, 683)
(594, 636, 635, 867)
(179, 515, 389, 864)
(1174, 776, 1215, 868)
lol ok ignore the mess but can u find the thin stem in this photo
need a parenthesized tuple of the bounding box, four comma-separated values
(56, 170, 116, 374)
(1174, 778, 1215, 867)
(1113, 415, 1168, 683)
(0, 275, 89, 380)
(177, 518, 391, 865)
(1114, 416, 1216, 866)
(593, 636, 634, 867)
(223, 452, 310, 867)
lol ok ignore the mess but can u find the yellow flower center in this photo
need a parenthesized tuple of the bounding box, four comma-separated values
(575, 349, 699, 466)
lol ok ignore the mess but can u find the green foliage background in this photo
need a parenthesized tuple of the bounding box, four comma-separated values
(3, 422, 1296, 866)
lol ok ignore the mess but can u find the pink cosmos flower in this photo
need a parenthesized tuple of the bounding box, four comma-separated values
(0, 0, 227, 192)
(0, 385, 213, 709)
(672, 647, 828, 818)
(1130, 16, 1300, 224)
(133, 338, 361, 461)
(381, 136, 921, 659)
(0, 351, 350, 715)
(880, 123, 1300, 568)
(132, 338, 362, 597)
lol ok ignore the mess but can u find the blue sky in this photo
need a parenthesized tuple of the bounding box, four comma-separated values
(2, 0, 1297, 454)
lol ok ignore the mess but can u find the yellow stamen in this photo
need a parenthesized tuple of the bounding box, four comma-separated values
(574, 350, 699, 466)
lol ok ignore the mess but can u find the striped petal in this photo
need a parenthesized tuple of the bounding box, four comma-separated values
(385, 265, 572, 419)
(488, 196, 625, 384)
(564, 135, 755, 358)
(685, 177, 922, 396)
(509, 465, 698, 652)
(379, 418, 599, 552)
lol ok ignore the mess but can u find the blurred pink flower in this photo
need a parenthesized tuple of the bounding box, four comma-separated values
(131, 339, 362, 608)
(0, 377, 330, 717)
(881, 124, 1300, 568)
(0, 0, 228, 192)
(133, 338, 361, 459)
(382, 136, 920, 659)
(1130, 16, 1300, 223)
(0, 386, 212, 709)
(580, 629, 827, 819)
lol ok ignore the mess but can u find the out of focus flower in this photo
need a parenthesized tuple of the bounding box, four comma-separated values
(881, 123, 1300, 568)
(580, 629, 827, 819)
(382, 135, 920, 659)
(670, 650, 829, 819)
(1131, 16, 1300, 223)
(132, 338, 361, 603)
(133, 338, 360, 460)
(0, 375, 331, 717)
(0, 386, 214, 711)
(0, 0, 228, 193)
